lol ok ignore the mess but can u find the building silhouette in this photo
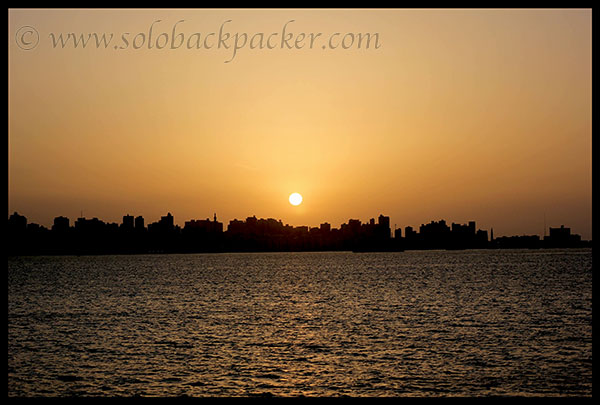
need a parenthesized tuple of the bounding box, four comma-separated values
(122, 214, 134, 231)
(8, 212, 27, 232)
(7, 211, 591, 255)
(544, 225, 582, 248)
(135, 215, 145, 231)
(52, 216, 70, 232)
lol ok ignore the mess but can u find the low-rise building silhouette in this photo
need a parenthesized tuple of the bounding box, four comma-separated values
(544, 225, 582, 248)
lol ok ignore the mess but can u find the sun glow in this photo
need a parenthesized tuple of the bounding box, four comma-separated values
(289, 193, 303, 206)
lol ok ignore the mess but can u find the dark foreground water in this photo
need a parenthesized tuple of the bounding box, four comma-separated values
(8, 249, 592, 397)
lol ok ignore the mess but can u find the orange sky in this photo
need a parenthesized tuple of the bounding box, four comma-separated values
(8, 9, 592, 239)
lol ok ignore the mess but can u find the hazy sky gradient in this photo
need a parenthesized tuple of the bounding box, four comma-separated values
(8, 9, 592, 239)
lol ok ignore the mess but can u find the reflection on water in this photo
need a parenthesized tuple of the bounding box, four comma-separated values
(8, 249, 592, 397)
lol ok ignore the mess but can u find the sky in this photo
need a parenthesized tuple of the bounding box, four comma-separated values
(8, 9, 592, 239)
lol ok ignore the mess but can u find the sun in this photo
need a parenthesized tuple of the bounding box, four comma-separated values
(289, 192, 303, 206)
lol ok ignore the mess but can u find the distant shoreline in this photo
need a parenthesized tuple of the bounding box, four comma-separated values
(7, 246, 592, 258)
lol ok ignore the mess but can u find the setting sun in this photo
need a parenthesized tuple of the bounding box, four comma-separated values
(289, 193, 303, 206)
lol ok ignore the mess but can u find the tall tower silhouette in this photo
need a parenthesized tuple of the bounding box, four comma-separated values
(543, 212, 547, 238)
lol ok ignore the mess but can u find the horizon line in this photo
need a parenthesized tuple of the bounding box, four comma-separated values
(7, 210, 591, 241)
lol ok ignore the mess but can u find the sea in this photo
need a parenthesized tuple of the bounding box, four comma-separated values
(8, 249, 592, 397)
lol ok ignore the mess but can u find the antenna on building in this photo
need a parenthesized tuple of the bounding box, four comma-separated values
(543, 212, 546, 238)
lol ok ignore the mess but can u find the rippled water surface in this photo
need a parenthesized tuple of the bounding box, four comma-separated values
(8, 249, 592, 397)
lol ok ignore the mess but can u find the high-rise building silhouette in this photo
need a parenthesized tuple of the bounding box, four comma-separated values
(52, 216, 70, 232)
(135, 216, 145, 231)
(161, 213, 174, 230)
(122, 214, 134, 231)
(320, 222, 331, 233)
(8, 212, 27, 232)
(378, 215, 391, 238)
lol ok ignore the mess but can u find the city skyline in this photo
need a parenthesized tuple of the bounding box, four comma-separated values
(6, 208, 592, 241)
(8, 9, 592, 240)
(8, 208, 590, 252)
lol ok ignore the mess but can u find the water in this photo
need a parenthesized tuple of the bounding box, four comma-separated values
(8, 249, 592, 397)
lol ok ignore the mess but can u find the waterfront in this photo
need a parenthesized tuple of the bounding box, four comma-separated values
(8, 249, 592, 397)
